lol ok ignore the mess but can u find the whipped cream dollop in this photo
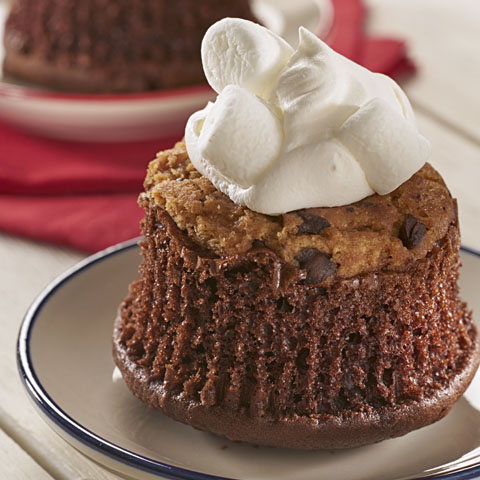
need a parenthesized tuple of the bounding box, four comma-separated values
(185, 18, 430, 215)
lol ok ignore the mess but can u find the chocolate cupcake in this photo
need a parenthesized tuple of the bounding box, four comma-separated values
(2, 0, 255, 93)
(113, 19, 479, 449)
(113, 142, 478, 449)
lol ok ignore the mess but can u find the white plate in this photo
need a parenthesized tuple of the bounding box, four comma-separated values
(17, 239, 480, 480)
(0, 0, 332, 142)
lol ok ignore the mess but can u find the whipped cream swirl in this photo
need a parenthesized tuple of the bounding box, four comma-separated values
(185, 18, 430, 215)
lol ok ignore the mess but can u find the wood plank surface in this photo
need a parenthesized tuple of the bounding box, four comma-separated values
(0, 427, 53, 480)
(367, 0, 480, 144)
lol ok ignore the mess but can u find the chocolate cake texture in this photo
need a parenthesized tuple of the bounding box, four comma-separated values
(113, 142, 479, 449)
(3, 0, 255, 93)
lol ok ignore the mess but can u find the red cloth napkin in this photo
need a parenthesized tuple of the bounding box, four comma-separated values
(0, 120, 178, 252)
(0, 0, 415, 253)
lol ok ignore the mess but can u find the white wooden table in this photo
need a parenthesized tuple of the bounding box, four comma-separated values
(1, 0, 479, 478)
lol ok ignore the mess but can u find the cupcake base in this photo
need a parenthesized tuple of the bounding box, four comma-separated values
(113, 207, 479, 449)
(113, 323, 479, 449)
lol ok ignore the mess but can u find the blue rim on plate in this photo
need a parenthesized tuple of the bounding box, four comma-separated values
(16, 239, 480, 480)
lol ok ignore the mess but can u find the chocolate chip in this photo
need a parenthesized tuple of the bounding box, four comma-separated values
(296, 210, 330, 235)
(346, 207, 354, 213)
(251, 239, 266, 249)
(400, 214, 426, 249)
(294, 248, 337, 284)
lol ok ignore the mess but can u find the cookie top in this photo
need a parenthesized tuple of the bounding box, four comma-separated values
(144, 141, 456, 280)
